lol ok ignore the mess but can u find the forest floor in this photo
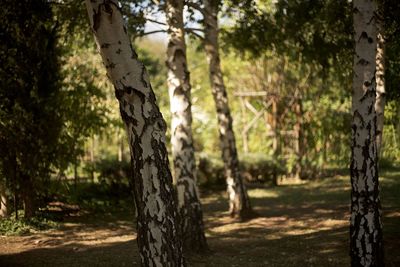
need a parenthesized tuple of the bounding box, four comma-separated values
(0, 170, 399, 267)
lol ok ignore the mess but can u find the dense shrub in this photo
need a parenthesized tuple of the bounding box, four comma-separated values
(197, 152, 284, 187)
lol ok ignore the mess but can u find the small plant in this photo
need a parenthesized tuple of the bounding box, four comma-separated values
(0, 213, 59, 236)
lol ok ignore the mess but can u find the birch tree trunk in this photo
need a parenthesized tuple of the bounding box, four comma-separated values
(85, 1, 185, 265)
(294, 100, 304, 180)
(0, 181, 8, 218)
(165, 0, 208, 252)
(203, 0, 253, 219)
(351, 1, 384, 266)
(375, 23, 385, 155)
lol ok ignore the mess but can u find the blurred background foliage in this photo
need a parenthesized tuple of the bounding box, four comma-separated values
(0, 0, 399, 230)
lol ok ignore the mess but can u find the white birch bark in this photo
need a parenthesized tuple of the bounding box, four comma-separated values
(0, 181, 8, 218)
(350, 1, 384, 266)
(203, 0, 253, 218)
(375, 26, 385, 154)
(85, 1, 185, 265)
(165, 0, 208, 252)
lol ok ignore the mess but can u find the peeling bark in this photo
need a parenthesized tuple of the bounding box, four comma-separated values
(165, 0, 208, 252)
(350, 1, 384, 266)
(203, 0, 253, 219)
(85, 1, 185, 265)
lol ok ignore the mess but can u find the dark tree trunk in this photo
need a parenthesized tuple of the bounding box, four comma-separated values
(203, 0, 253, 219)
(350, 1, 384, 266)
(85, 1, 185, 265)
(22, 175, 36, 219)
(294, 99, 304, 180)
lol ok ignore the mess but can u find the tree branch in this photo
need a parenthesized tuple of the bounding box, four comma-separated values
(138, 30, 167, 37)
(185, 27, 204, 32)
(186, 28, 204, 40)
(146, 17, 167, 26)
(185, 1, 205, 15)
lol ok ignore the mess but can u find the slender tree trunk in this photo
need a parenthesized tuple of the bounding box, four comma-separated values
(0, 181, 8, 218)
(90, 135, 95, 181)
(350, 1, 384, 266)
(294, 99, 304, 180)
(165, 0, 208, 252)
(203, 0, 253, 219)
(85, 1, 185, 265)
(22, 174, 36, 219)
(375, 24, 385, 155)
(118, 133, 125, 162)
(74, 160, 78, 189)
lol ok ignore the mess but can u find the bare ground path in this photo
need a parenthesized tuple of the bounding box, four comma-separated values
(1, 172, 399, 266)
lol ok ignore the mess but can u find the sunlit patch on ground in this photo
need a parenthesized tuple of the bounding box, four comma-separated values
(0, 173, 399, 267)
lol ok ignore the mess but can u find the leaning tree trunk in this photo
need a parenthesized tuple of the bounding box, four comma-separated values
(203, 0, 252, 219)
(85, 1, 185, 266)
(350, 1, 384, 266)
(375, 23, 385, 155)
(165, 0, 208, 252)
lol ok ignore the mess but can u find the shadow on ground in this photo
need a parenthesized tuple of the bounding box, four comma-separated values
(1, 171, 399, 266)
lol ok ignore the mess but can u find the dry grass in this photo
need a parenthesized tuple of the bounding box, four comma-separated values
(0, 170, 399, 267)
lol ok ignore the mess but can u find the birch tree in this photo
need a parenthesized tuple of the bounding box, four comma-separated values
(375, 18, 386, 154)
(0, 181, 8, 218)
(165, 0, 208, 252)
(350, 0, 384, 266)
(85, 1, 185, 265)
(202, 0, 253, 218)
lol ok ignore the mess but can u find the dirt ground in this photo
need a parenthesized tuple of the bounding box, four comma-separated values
(1, 173, 399, 267)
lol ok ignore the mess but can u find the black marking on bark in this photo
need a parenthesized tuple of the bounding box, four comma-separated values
(119, 102, 138, 126)
(101, 43, 111, 48)
(106, 62, 116, 69)
(364, 80, 372, 87)
(130, 44, 138, 59)
(360, 87, 375, 102)
(140, 64, 148, 88)
(103, 2, 113, 16)
(124, 85, 146, 104)
(116, 48, 122, 54)
(358, 58, 369, 66)
(114, 88, 124, 100)
(360, 31, 369, 41)
(92, 8, 101, 32)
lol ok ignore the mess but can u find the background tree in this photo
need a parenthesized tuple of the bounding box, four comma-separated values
(165, 0, 208, 251)
(200, 0, 253, 218)
(0, 0, 64, 218)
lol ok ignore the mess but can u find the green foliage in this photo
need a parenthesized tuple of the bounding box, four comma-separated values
(0, 0, 65, 210)
(197, 152, 284, 187)
(381, 100, 400, 163)
(0, 215, 59, 236)
(96, 158, 131, 185)
(66, 182, 132, 211)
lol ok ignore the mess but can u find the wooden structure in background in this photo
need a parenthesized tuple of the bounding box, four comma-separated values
(234, 89, 304, 179)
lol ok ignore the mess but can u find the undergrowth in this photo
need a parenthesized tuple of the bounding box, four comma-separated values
(0, 213, 59, 236)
